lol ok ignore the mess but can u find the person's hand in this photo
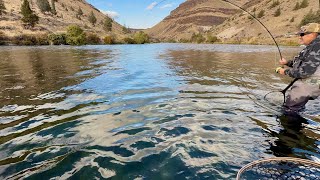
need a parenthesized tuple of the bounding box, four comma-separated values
(275, 67, 286, 75)
(279, 58, 288, 65)
(275, 67, 282, 73)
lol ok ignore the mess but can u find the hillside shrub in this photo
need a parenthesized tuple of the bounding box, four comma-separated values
(191, 33, 205, 43)
(88, 11, 97, 26)
(0, 0, 6, 15)
(36, 0, 51, 13)
(293, 2, 300, 10)
(299, 0, 309, 8)
(206, 34, 219, 43)
(0, 31, 6, 45)
(86, 33, 101, 44)
(77, 7, 83, 16)
(51, 0, 56, 15)
(122, 26, 131, 33)
(104, 36, 114, 44)
(252, 7, 256, 12)
(103, 18, 113, 32)
(66, 25, 86, 45)
(133, 31, 149, 44)
(35, 33, 49, 45)
(21, 0, 39, 27)
(166, 39, 177, 43)
(179, 38, 190, 43)
(290, 17, 295, 22)
(48, 33, 66, 45)
(257, 10, 265, 18)
(12, 34, 37, 45)
(300, 10, 320, 26)
(269, 0, 280, 9)
(123, 37, 135, 44)
(274, 8, 281, 17)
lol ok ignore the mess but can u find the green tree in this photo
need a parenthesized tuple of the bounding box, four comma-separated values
(66, 25, 86, 45)
(36, 0, 51, 13)
(133, 31, 149, 44)
(0, 0, 6, 15)
(21, 0, 39, 27)
(103, 18, 113, 32)
(88, 11, 97, 26)
(274, 7, 281, 17)
(51, 0, 56, 15)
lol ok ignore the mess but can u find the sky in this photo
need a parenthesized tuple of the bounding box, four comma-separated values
(86, 0, 186, 29)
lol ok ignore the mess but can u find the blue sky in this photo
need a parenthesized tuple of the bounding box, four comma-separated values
(86, 0, 186, 29)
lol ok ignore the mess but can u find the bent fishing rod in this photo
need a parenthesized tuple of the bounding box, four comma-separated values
(222, 0, 298, 103)
(155, 0, 298, 103)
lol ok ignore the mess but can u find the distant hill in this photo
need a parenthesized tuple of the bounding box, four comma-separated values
(0, 0, 126, 39)
(145, 0, 249, 42)
(146, 0, 320, 44)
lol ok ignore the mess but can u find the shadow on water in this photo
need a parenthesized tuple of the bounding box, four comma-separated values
(0, 44, 318, 179)
(269, 113, 320, 159)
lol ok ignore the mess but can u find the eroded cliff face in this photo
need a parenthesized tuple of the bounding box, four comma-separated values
(0, 0, 125, 37)
(146, 0, 249, 41)
(147, 0, 319, 44)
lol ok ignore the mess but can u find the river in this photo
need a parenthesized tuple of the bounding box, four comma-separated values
(0, 44, 319, 179)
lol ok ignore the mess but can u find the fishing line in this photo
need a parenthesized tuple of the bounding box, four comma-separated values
(221, 0, 283, 60)
(221, 0, 299, 105)
(154, 0, 292, 107)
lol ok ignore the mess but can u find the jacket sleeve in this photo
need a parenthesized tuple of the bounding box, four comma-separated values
(285, 44, 320, 78)
(286, 59, 294, 67)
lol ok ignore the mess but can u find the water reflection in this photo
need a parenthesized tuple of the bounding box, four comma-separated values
(0, 44, 318, 179)
(269, 114, 320, 159)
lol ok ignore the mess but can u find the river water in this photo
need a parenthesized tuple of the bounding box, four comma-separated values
(0, 44, 319, 179)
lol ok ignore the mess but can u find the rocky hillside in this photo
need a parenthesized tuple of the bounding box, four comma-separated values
(214, 0, 320, 44)
(146, 0, 320, 44)
(0, 0, 125, 38)
(145, 0, 249, 41)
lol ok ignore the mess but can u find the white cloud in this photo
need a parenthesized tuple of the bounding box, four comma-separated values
(101, 10, 119, 19)
(160, 3, 174, 9)
(146, 2, 158, 10)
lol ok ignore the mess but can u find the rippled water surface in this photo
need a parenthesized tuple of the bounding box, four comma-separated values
(0, 44, 319, 179)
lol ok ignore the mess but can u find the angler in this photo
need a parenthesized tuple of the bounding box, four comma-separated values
(276, 23, 320, 112)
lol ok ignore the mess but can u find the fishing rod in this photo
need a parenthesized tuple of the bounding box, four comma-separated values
(155, 0, 297, 103)
(221, 0, 283, 59)
(222, 0, 299, 103)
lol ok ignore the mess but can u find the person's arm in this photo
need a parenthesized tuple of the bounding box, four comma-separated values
(285, 45, 320, 78)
